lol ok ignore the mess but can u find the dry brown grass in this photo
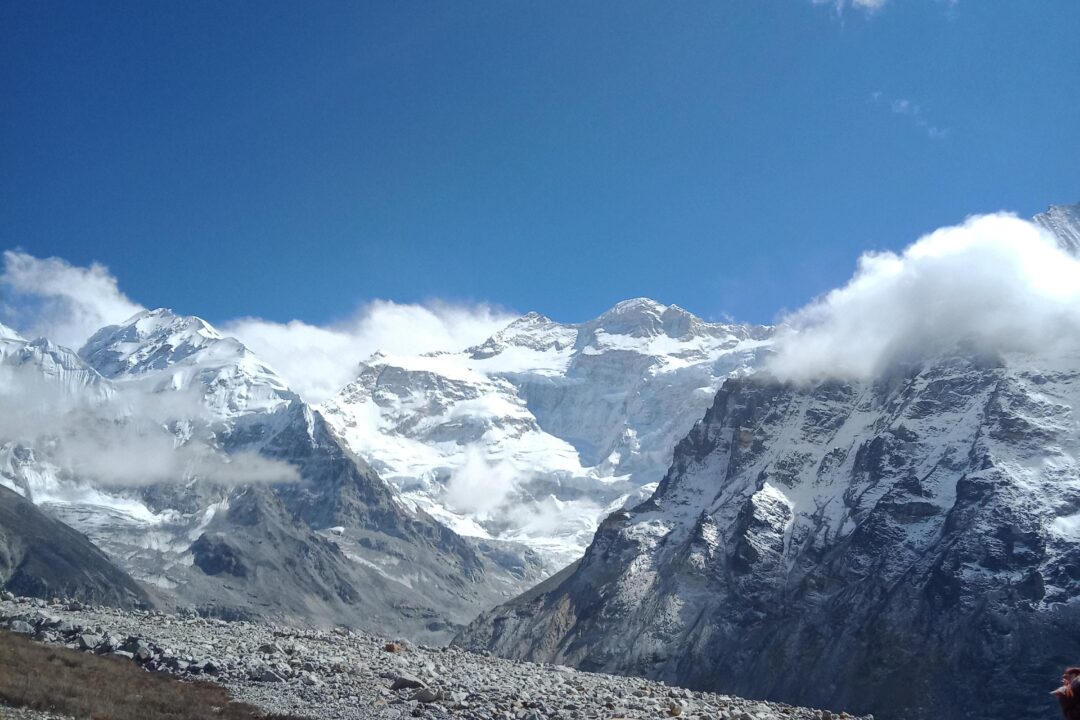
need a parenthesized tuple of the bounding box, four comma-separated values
(0, 630, 305, 720)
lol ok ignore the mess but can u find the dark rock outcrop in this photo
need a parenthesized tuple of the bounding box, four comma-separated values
(0, 485, 150, 608)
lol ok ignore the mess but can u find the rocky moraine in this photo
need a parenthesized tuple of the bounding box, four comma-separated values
(0, 593, 868, 720)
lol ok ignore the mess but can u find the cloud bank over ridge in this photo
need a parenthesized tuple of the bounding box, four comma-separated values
(223, 302, 515, 404)
(767, 213, 1080, 383)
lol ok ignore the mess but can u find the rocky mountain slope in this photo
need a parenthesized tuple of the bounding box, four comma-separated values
(457, 350, 1080, 720)
(0, 311, 543, 641)
(0, 593, 871, 720)
(322, 299, 772, 566)
(456, 204, 1080, 720)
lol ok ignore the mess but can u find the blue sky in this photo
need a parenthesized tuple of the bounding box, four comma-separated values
(2, 0, 1078, 328)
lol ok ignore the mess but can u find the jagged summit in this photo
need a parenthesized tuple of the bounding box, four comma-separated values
(468, 298, 765, 362)
(587, 298, 670, 339)
(467, 310, 572, 359)
(82, 308, 239, 378)
(509, 310, 553, 325)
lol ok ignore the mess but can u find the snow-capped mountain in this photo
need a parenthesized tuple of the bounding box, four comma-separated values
(457, 346, 1080, 720)
(321, 299, 772, 566)
(81, 308, 294, 422)
(455, 204, 1080, 720)
(0, 310, 545, 640)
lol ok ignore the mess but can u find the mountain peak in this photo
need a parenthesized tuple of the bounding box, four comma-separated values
(598, 297, 667, 317)
(589, 298, 670, 338)
(466, 310, 570, 359)
(120, 308, 222, 340)
(80, 308, 242, 381)
(78, 308, 294, 420)
(511, 310, 553, 326)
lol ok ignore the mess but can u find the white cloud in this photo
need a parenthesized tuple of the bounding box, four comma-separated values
(872, 92, 948, 140)
(223, 301, 516, 403)
(767, 213, 1080, 383)
(0, 250, 145, 347)
(440, 445, 605, 555)
(816, 0, 957, 13)
(443, 445, 519, 518)
(51, 428, 300, 487)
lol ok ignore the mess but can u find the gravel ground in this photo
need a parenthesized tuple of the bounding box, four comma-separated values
(0, 594, 870, 720)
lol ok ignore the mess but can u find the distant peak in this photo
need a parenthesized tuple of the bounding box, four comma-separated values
(507, 311, 553, 327)
(121, 307, 174, 323)
(112, 308, 221, 339)
(464, 310, 573, 359)
(661, 303, 695, 319)
(587, 298, 673, 339)
(79, 307, 233, 379)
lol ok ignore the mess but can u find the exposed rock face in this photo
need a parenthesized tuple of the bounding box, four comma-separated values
(0, 485, 150, 608)
(322, 299, 772, 565)
(456, 348, 1080, 720)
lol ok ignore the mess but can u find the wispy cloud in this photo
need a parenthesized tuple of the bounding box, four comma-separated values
(871, 91, 949, 140)
(814, 0, 887, 13)
(1, 250, 144, 348)
(223, 302, 516, 404)
(0, 363, 300, 487)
